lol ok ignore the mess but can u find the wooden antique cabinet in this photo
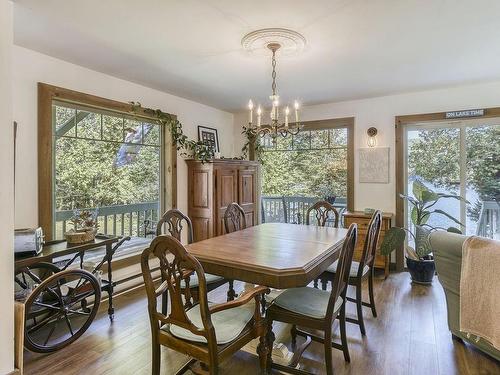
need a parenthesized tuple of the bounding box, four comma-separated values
(186, 159, 260, 242)
(342, 211, 393, 278)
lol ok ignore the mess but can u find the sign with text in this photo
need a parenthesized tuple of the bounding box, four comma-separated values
(445, 109, 484, 119)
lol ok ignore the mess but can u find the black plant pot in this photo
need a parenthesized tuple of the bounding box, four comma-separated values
(406, 256, 435, 285)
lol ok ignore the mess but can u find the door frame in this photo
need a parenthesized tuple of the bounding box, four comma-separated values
(395, 106, 500, 270)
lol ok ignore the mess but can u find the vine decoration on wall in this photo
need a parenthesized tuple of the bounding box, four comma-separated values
(131, 102, 264, 164)
(130, 102, 214, 163)
(241, 125, 264, 163)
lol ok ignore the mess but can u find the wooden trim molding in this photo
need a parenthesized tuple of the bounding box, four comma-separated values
(293, 117, 355, 212)
(38, 83, 177, 240)
(394, 106, 500, 270)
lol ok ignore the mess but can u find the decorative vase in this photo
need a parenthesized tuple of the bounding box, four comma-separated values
(406, 256, 435, 285)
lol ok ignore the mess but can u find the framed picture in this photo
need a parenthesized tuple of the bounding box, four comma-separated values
(198, 126, 220, 153)
(359, 147, 390, 183)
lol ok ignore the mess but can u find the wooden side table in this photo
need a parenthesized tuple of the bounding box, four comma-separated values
(14, 301, 25, 375)
(342, 211, 393, 278)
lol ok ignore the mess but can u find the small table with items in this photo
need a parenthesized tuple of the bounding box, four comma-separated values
(14, 235, 132, 353)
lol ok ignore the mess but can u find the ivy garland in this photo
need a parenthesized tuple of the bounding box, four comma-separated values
(240, 125, 264, 163)
(131, 102, 264, 164)
(130, 102, 214, 163)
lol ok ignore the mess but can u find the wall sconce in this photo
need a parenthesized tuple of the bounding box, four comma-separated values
(367, 127, 378, 147)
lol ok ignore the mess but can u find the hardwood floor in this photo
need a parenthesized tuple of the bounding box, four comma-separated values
(24, 272, 499, 375)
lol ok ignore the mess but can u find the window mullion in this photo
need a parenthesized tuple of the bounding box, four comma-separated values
(459, 123, 467, 233)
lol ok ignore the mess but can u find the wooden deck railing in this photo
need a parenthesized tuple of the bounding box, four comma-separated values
(476, 200, 500, 239)
(55, 201, 160, 239)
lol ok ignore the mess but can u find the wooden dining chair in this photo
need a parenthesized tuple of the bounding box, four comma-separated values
(320, 210, 382, 335)
(307, 200, 340, 288)
(223, 202, 247, 233)
(156, 209, 235, 311)
(306, 200, 340, 228)
(141, 235, 271, 375)
(265, 224, 357, 375)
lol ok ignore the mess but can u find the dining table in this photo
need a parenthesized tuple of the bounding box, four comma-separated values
(186, 222, 348, 374)
(186, 222, 348, 289)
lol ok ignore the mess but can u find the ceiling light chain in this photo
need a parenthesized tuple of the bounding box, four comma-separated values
(246, 42, 302, 143)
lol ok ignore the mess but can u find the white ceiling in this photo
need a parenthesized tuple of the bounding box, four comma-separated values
(13, 0, 500, 112)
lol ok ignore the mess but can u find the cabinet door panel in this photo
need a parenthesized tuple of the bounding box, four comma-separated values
(215, 168, 238, 235)
(238, 168, 257, 228)
(188, 163, 213, 241)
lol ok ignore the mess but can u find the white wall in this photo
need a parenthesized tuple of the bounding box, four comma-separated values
(234, 81, 500, 214)
(13, 46, 234, 229)
(0, 1, 15, 374)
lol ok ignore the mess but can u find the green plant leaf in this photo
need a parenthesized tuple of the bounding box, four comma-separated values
(415, 225, 432, 258)
(421, 189, 439, 203)
(380, 227, 406, 256)
(420, 210, 430, 225)
(410, 206, 419, 225)
(446, 226, 462, 234)
(412, 180, 428, 201)
(432, 209, 464, 226)
(405, 246, 419, 261)
(437, 193, 469, 203)
(399, 193, 419, 206)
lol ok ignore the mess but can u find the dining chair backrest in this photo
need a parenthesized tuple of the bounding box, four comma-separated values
(306, 200, 340, 228)
(261, 196, 288, 223)
(359, 210, 382, 272)
(327, 223, 357, 320)
(156, 209, 193, 244)
(224, 202, 247, 233)
(141, 235, 215, 343)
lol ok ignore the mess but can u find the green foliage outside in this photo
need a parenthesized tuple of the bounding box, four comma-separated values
(261, 128, 348, 199)
(54, 105, 160, 211)
(408, 125, 499, 221)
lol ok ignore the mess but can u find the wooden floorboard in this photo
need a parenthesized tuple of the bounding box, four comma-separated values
(23, 272, 500, 375)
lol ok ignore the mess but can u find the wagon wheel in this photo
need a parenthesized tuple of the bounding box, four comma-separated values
(24, 269, 101, 353)
(15, 262, 61, 292)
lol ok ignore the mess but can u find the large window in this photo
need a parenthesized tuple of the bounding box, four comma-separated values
(53, 101, 162, 238)
(38, 84, 176, 240)
(260, 118, 353, 224)
(403, 118, 499, 239)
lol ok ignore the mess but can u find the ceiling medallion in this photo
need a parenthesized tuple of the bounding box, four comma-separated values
(241, 28, 306, 56)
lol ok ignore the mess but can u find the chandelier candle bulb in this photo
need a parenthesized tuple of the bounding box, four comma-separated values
(257, 106, 262, 127)
(294, 101, 299, 124)
(285, 106, 290, 127)
(248, 100, 254, 123)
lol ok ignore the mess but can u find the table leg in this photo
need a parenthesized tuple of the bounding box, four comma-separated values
(106, 243, 114, 321)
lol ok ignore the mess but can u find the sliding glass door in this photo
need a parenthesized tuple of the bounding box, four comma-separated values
(404, 118, 499, 239)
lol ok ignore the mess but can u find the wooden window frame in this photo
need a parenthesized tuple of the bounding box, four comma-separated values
(250, 117, 354, 212)
(395, 106, 500, 270)
(38, 83, 177, 240)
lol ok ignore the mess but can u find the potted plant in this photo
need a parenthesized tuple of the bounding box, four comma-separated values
(65, 208, 99, 244)
(380, 179, 465, 284)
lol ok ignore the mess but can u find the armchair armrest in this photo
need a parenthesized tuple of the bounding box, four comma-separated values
(209, 285, 270, 314)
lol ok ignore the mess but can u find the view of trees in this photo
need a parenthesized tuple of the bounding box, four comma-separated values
(261, 128, 348, 199)
(54, 105, 161, 212)
(408, 125, 499, 222)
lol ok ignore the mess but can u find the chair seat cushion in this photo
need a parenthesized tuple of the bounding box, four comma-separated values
(326, 260, 369, 278)
(167, 303, 254, 345)
(180, 273, 224, 288)
(273, 287, 343, 319)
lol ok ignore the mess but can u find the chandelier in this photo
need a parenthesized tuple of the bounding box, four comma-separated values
(245, 42, 302, 142)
